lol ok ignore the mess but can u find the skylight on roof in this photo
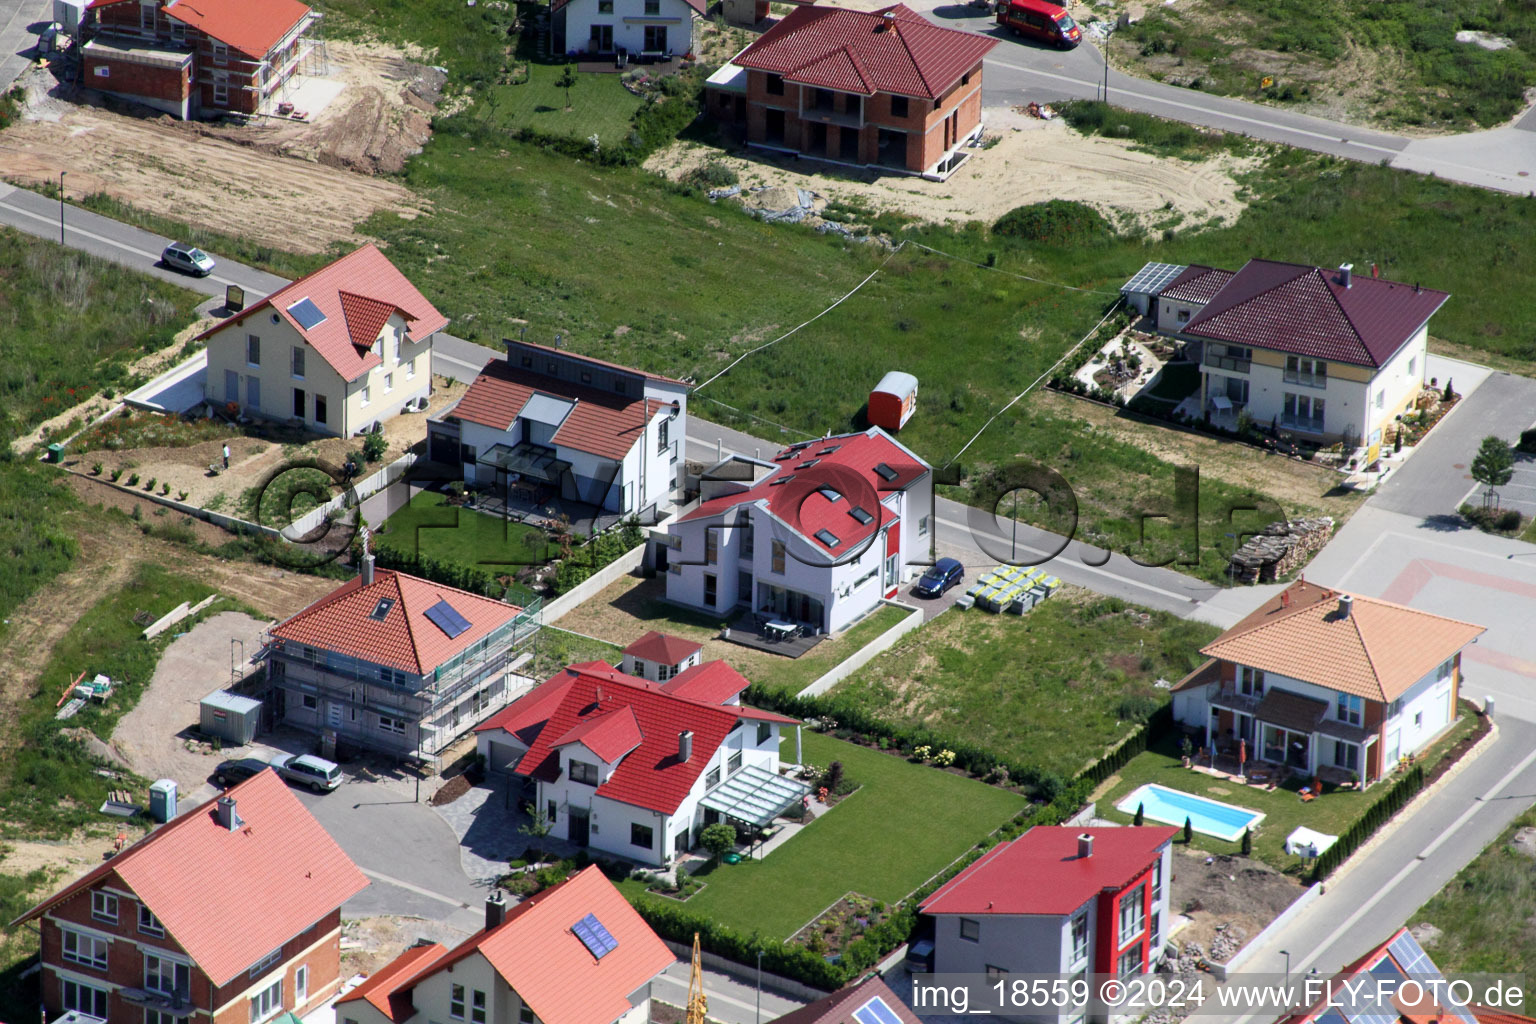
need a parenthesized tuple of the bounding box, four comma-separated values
(814, 529, 841, 548)
(873, 462, 898, 481)
(287, 298, 327, 330)
(849, 506, 873, 525)
(817, 486, 842, 502)
(818, 445, 841, 455)
(852, 996, 903, 1024)
(572, 913, 619, 960)
(424, 599, 472, 639)
(769, 476, 794, 487)
(800, 458, 821, 469)
(369, 598, 395, 622)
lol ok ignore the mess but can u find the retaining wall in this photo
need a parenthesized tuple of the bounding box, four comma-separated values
(796, 602, 923, 698)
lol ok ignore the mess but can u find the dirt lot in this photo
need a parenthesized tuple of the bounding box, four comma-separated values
(1169, 845, 1304, 958)
(0, 40, 440, 253)
(341, 916, 474, 977)
(1033, 390, 1367, 521)
(64, 376, 466, 516)
(646, 105, 1254, 231)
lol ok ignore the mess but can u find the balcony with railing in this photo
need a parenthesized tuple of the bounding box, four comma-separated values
(1280, 413, 1326, 433)
(1283, 369, 1327, 389)
(1204, 352, 1250, 373)
(1210, 683, 1263, 716)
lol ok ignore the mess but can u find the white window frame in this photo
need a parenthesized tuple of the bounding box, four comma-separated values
(145, 951, 191, 997)
(247, 335, 261, 367)
(249, 947, 282, 978)
(450, 984, 466, 1020)
(63, 979, 109, 1018)
(91, 891, 118, 924)
(1118, 884, 1146, 946)
(471, 990, 487, 1024)
(406, 357, 417, 380)
(959, 917, 980, 942)
(393, 337, 402, 363)
(250, 979, 283, 1024)
(138, 903, 165, 937)
(1069, 909, 1089, 966)
(291, 346, 305, 380)
(1337, 692, 1363, 727)
(360, 385, 371, 407)
(295, 964, 309, 1004)
(378, 714, 406, 735)
(62, 928, 109, 970)
(384, 372, 394, 394)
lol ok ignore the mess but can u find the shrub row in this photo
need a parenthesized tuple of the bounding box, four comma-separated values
(553, 518, 644, 594)
(372, 545, 504, 599)
(1460, 502, 1524, 534)
(1048, 373, 1127, 407)
(1310, 765, 1424, 881)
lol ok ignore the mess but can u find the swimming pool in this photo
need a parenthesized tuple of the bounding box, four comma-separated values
(1115, 783, 1265, 843)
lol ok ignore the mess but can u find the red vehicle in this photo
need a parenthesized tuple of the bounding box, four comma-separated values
(996, 0, 1082, 48)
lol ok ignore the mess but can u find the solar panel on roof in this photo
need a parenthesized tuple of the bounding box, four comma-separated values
(572, 913, 618, 959)
(1387, 931, 1433, 976)
(1314, 1011, 1348, 1024)
(1122, 262, 1188, 296)
(852, 996, 902, 1024)
(849, 506, 873, 525)
(424, 599, 472, 639)
(873, 463, 898, 481)
(814, 529, 840, 548)
(287, 297, 328, 330)
(369, 598, 395, 622)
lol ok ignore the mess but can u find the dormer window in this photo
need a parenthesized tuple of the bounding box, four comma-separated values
(569, 760, 599, 786)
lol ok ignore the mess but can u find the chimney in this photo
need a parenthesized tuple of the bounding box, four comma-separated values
(362, 552, 375, 586)
(1338, 594, 1353, 619)
(878, 10, 895, 28)
(1338, 263, 1353, 289)
(1077, 833, 1094, 859)
(679, 730, 693, 762)
(215, 796, 242, 832)
(1281, 589, 1291, 609)
(486, 889, 507, 930)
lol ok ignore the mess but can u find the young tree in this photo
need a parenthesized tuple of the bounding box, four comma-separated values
(557, 65, 579, 110)
(824, 761, 845, 795)
(519, 803, 553, 840)
(1240, 828, 1253, 856)
(1471, 435, 1514, 506)
(1183, 816, 1194, 844)
(1133, 803, 1145, 828)
(700, 822, 737, 864)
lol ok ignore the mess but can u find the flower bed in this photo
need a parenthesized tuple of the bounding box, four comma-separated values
(787, 892, 898, 960)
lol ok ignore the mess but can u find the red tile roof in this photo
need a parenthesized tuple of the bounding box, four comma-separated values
(12, 770, 366, 987)
(483, 663, 796, 814)
(769, 975, 923, 1024)
(662, 661, 750, 704)
(623, 630, 703, 666)
(270, 568, 521, 676)
(1202, 579, 1484, 702)
(735, 4, 996, 100)
(1471, 1008, 1536, 1024)
(335, 941, 452, 1024)
(680, 428, 927, 554)
(1157, 265, 1234, 304)
(196, 244, 449, 383)
(346, 868, 674, 1024)
(91, 0, 312, 56)
(920, 826, 1177, 916)
(1183, 259, 1449, 367)
(549, 706, 645, 762)
(452, 358, 667, 462)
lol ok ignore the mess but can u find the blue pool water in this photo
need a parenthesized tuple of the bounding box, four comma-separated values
(1115, 783, 1265, 842)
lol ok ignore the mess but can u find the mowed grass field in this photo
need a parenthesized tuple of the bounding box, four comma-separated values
(619, 730, 1025, 939)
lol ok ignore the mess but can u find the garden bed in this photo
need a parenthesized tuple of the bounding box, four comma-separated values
(786, 892, 898, 960)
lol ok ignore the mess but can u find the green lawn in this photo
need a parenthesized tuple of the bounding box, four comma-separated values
(1144, 361, 1202, 403)
(830, 593, 1219, 778)
(526, 626, 625, 681)
(1096, 710, 1480, 872)
(0, 464, 80, 642)
(485, 62, 646, 143)
(1411, 806, 1536, 1009)
(621, 731, 1024, 938)
(0, 565, 242, 838)
(375, 490, 557, 569)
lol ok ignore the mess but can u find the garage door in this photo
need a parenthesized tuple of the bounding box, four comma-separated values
(485, 740, 525, 775)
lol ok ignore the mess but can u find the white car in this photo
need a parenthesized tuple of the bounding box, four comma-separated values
(161, 242, 216, 277)
(269, 753, 342, 793)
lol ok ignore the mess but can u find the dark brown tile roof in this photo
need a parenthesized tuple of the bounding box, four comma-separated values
(452, 360, 664, 462)
(1158, 265, 1234, 304)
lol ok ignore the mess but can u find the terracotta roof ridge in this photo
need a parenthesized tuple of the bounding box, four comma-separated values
(841, 43, 876, 94)
(888, 10, 935, 97)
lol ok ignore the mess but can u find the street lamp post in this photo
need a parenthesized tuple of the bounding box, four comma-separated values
(1101, 26, 1116, 103)
(58, 171, 66, 245)
(1281, 949, 1291, 985)
(755, 949, 763, 1024)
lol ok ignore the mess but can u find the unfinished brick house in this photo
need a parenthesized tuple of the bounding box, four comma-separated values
(704, 3, 996, 179)
(10, 770, 367, 1024)
(83, 0, 321, 119)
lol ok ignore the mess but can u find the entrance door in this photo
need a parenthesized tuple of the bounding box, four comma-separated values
(765, 109, 785, 144)
(246, 376, 261, 411)
(224, 370, 238, 405)
(327, 702, 343, 728)
(643, 24, 667, 52)
(674, 830, 689, 858)
(293, 387, 306, 419)
(314, 394, 327, 427)
(568, 809, 590, 846)
(590, 24, 613, 52)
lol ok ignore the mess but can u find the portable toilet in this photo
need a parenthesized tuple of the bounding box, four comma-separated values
(149, 779, 177, 823)
(867, 371, 918, 432)
(199, 689, 262, 745)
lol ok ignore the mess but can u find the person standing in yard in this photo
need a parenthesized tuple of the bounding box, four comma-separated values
(222, 443, 230, 469)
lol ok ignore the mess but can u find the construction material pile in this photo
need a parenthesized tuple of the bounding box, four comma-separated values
(1227, 516, 1334, 584)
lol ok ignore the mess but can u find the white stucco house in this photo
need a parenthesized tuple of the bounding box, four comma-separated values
(428, 340, 689, 521)
(200, 243, 447, 437)
(662, 426, 933, 634)
(474, 660, 806, 867)
(554, 0, 702, 60)
(1170, 579, 1484, 785)
(1122, 259, 1450, 449)
(335, 866, 673, 1024)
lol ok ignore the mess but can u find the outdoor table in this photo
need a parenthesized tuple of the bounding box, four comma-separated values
(765, 620, 800, 641)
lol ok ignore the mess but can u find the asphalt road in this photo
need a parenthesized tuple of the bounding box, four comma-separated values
(0, 0, 46, 94)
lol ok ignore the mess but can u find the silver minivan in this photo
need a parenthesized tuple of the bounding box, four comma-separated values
(270, 753, 342, 793)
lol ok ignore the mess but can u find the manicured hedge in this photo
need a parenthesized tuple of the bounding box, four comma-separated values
(372, 545, 503, 598)
(1310, 765, 1424, 881)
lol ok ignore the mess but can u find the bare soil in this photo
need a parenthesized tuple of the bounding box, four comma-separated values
(1170, 845, 1304, 954)
(340, 916, 472, 977)
(0, 40, 439, 253)
(646, 106, 1254, 231)
(63, 376, 467, 515)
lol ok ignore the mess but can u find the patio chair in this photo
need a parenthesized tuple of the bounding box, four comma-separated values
(1299, 787, 1316, 803)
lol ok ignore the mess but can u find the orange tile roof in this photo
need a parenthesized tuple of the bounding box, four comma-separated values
(451, 359, 665, 462)
(1471, 1007, 1536, 1024)
(12, 770, 366, 987)
(196, 244, 448, 383)
(770, 975, 923, 1024)
(349, 868, 673, 1024)
(1201, 580, 1484, 702)
(270, 568, 521, 676)
(335, 941, 452, 1024)
(92, 0, 312, 57)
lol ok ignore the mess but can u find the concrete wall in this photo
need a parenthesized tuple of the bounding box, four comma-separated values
(796, 601, 921, 697)
(284, 452, 419, 539)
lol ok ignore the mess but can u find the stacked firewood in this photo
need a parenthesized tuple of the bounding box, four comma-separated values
(1227, 517, 1335, 584)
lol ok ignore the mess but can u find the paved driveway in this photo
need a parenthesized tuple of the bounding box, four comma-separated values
(0, 0, 47, 93)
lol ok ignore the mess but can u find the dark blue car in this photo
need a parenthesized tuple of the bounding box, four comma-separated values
(912, 557, 965, 597)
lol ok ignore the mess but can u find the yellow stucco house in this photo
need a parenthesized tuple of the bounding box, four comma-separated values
(200, 244, 449, 437)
